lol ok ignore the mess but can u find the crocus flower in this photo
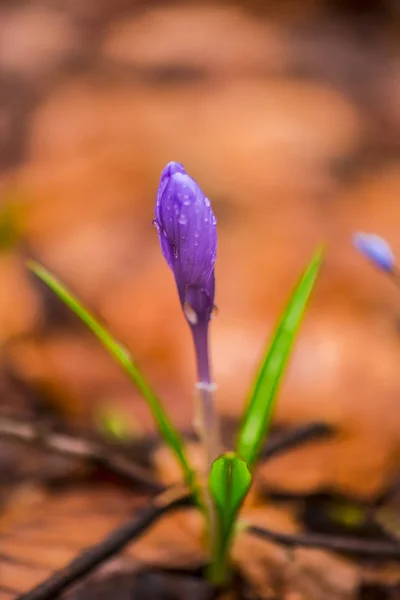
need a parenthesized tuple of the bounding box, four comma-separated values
(154, 161, 217, 325)
(353, 232, 395, 272)
(154, 161, 217, 391)
(155, 162, 221, 464)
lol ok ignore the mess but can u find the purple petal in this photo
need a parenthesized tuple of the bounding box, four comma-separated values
(154, 162, 217, 322)
(155, 161, 186, 269)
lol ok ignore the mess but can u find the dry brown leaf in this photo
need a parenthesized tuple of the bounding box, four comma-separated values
(0, 5, 78, 81)
(102, 5, 290, 75)
(0, 484, 144, 597)
(0, 254, 41, 343)
(285, 548, 359, 600)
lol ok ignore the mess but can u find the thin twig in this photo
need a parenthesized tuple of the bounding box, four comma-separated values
(16, 486, 194, 600)
(247, 523, 400, 558)
(0, 416, 163, 492)
(260, 422, 333, 462)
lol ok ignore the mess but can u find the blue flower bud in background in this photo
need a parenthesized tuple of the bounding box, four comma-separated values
(353, 232, 395, 273)
(154, 161, 217, 326)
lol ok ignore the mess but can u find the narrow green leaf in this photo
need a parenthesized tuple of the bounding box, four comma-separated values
(209, 453, 251, 583)
(29, 261, 196, 492)
(236, 247, 324, 467)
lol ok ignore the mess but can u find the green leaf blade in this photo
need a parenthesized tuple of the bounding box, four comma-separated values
(209, 453, 251, 583)
(236, 247, 324, 468)
(29, 261, 196, 492)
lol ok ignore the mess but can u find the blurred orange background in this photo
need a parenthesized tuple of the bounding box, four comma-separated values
(1, 0, 400, 498)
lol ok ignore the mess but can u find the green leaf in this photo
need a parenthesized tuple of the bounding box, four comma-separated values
(29, 261, 196, 493)
(236, 247, 324, 467)
(208, 453, 251, 584)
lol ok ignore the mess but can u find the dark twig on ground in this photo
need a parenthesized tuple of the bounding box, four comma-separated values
(247, 523, 400, 558)
(260, 422, 334, 461)
(0, 417, 332, 493)
(0, 415, 163, 492)
(15, 487, 193, 600)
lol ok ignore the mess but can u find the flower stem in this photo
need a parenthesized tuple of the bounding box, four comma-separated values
(191, 323, 221, 469)
(191, 322, 222, 581)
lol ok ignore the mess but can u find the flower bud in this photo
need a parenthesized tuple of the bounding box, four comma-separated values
(154, 162, 217, 325)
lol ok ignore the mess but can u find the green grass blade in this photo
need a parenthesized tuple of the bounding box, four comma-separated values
(236, 247, 324, 468)
(209, 453, 251, 584)
(29, 261, 196, 492)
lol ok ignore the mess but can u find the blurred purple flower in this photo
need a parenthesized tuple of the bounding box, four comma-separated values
(154, 161, 217, 326)
(353, 232, 395, 272)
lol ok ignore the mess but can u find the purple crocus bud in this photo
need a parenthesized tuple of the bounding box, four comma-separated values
(154, 161, 217, 326)
(154, 161, 221, 464)
(353, 232, 395, 272)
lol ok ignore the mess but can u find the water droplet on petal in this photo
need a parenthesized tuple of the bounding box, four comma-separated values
(204, 197, 211, 207)
(152, 219, 158, 229)
(172, 244, 178, 259)
(204, 215, 209, 222)
(194, 240, 198, 246)
(183, 195, 190, 205)
(183, 302, 198, 325)
(194, 231, 199, 238)
(178, 214, 188, 225)
(212, 216, 217, 225)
